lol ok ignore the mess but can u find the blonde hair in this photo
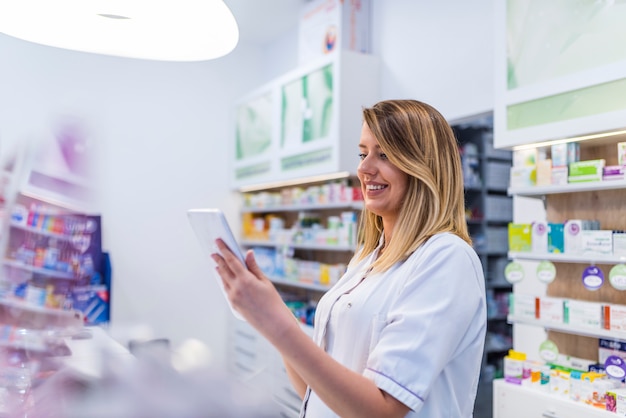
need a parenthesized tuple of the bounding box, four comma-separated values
(356, 99, 471, 273)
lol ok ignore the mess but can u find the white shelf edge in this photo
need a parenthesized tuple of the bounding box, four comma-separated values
(242, 201, 364, 213)
(508, 251, 626, 264)
(507, 315, 626, 341)
(3, 259, 78, 280)
(508, 179, 626, 197)
(241, 239, 355, 252)
(269, 276, 331, 292)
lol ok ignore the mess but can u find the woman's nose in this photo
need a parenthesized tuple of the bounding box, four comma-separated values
(358, 156, 375, 175)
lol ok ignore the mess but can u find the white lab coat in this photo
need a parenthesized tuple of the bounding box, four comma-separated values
(299, 232, 487, 417)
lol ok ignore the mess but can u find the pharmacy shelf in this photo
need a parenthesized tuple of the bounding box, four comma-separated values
(508, 252, 626, 265)
(242, 201, 364, 213)
(9, 220, 72, 241)
(3, 259, 77, 280)
(507, 315, 626, 342)
(508, 179, 626, 197)
(241, 239, 355, 252)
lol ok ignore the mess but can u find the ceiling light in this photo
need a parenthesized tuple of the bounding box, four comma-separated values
(0, 0, 239, 61)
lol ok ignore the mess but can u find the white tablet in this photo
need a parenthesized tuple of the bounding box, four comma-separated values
(187, 208, 246, 320)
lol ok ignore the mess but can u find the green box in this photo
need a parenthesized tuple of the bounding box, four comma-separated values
(508, 223, 532, 252)
(568, 159, 604, 183)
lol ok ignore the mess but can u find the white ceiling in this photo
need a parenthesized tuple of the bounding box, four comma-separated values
(224, 0, 304, 45)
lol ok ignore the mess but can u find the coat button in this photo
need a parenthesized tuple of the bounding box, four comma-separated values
(347, 303, 352, 308)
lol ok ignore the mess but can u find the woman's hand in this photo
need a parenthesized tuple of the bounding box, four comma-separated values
(211, 239, 299, 344)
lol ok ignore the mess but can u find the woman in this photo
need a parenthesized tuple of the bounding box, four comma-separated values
(212, 99, 486, 417)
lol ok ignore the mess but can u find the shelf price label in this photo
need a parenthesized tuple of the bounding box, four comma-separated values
(539, 339, 559, 363)
(505, 261, 524, 284)
(609, 264, 626, 291)
(582, 265, 604, 291)
(536, 261, 556, 284)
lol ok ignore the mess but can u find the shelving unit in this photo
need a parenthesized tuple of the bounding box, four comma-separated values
(228, 173, 362, 417)
(496, 135, 626, 418)
(452, 114, 514, 384)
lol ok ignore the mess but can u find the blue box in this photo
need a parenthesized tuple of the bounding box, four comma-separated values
(548, 223, 564, 253)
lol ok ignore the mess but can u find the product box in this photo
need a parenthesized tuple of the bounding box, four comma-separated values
(607, 386, 626, 414)
(603, 304, 626, 332)
(551, 166, 569, 185)
(531, 221, 548, 253)
(548, 223, 564, 253)
(564, 219, 599, 255)
(70, 285, 109, 325)
(508, 223, 532, 252)
(513, 148, 538, 167)
(603, 165, 625, 181)
(298, 0, 371, 65)
(504, 349, 527, 384)
(581, 230, 613, 257)
(567, 142, 581, 165)
(510, 166, 536, 187)
(568, 159, 605, 183)
(509, 293, 536, 319)
(537, 296, 564, 324)
(536, 159, 552, 186)
(551, 143, 568, 167)
(614, 231, 626, 258)
(549, 367, 571, 397)
(618, 142, 626, 166)
(599, 339, 626, 366)
(563, 299, 602, 329)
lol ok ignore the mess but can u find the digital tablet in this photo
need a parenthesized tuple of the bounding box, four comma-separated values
(187, 208, 246, 320)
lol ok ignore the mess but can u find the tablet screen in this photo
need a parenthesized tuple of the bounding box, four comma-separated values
(187, 208, 246, 320)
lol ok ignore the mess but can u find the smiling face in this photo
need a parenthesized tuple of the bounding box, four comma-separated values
(357, 122, 409, 233)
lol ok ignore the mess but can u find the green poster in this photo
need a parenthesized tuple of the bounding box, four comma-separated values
(281, 64, 333, 148)
(235, 92, 273, 160)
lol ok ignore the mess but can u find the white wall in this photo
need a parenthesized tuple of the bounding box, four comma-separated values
(0, 0, 497, 365)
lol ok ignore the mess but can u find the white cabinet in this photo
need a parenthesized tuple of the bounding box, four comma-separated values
(231, 51, 379, 188)
(493, 379, 613, 418)
(493, 1, 626, 149)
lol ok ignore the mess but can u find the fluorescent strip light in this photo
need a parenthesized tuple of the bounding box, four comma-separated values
(511, 129, 626, 151)
(0, 0, 239, 61)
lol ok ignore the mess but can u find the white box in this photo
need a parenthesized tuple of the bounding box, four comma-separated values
(538, 297, 564, 324)
(563, 300, 602, 329)
(298, 0, 371, 65)
(510, 294, 536, 320)
(564, 220, 584, 255)
(531, 221, 548, 254)
(606, 304, 626, 332)
(581, 230, 613, 257)
(614, 232, 626, 257)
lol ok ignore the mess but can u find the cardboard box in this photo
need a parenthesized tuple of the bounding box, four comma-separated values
(603, 304, 626, 332)
(563, 299, 602, 329)
(509, 223, 532, 252)
(536, 159, 552, 186)
(548, 223, 564, 253)
(298, 0, 371, 65)
(581, 230, 613, 257)
(531, 221, 548, 253)
(537, 296, 564, 324)
(509, 293, 536, 319)
(568, 159, 605, 183)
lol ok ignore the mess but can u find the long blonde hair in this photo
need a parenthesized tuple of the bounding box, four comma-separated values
(356, 99, 471, 273)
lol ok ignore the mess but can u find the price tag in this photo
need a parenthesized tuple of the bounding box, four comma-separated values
(582, 265, 604, 291)
(609, 264, 626, 291)
(539, 340, 559, 363)
(536, 261, 556, 284)
(505, 261, 525, 284)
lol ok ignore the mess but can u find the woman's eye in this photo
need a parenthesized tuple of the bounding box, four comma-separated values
(358, 153, 367, 160)
(380, 153, 388, 160)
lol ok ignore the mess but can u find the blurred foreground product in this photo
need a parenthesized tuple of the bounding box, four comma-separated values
(27, 338, 280, 418)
